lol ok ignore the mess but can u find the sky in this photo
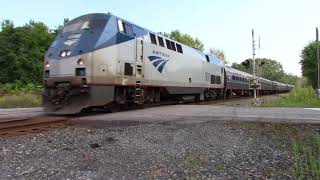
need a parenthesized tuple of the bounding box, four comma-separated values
(1, 0, 319, 76)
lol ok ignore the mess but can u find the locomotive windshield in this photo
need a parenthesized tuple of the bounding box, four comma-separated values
(62, 19, 107, 33)
(62, 21, 90, 33)
(46, 14, 110, 60)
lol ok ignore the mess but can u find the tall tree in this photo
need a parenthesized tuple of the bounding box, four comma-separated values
(164, 30, 204, 51)
(231, 62, 248, 72)
(300, 41, 319, 88)
(0, 20, 56, 84)
(208, 48, 228, 64)
(257, 58, 284, 81)
(231, 58, 285, 82)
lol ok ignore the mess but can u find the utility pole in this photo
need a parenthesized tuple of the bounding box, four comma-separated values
(252, 29, 257, 100)
(317, 27, 320, 98)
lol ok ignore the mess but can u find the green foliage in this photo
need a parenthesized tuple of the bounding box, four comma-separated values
(231, 62, 247, 72)
(292, 132, 320, 179)
(231, 58, 300, 85)
(163, 30, 204, 51)
(295, 77, 309, 88)
(257, 58, 284, 81)
(263, 87, 320, 107)
(0, 20, 56, 85)
(0, 93, 41, 108)
(280, 74, 300, 86)
(300, 41, 319, 88)
(0, 82, 42, 108)
(0, 82, 41, 95)
(232, 59, 253, 74)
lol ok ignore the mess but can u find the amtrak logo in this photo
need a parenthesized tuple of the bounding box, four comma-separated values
(148, 56, 169, 73)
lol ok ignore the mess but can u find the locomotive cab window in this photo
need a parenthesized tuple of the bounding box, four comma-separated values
(150, 33, 157, 45)
(124, 23, 134, 37)
(118, 20, 134, 37)
(205, 55, 210, 62)
(158, 36, 165, 47)
(118, 20, 124, 32)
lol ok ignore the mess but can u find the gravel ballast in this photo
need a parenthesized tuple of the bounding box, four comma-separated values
(1, 119, 316, 179)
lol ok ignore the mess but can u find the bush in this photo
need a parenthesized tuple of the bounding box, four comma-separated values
(0, 82, 42, 108)
(0, 82, 42, 95)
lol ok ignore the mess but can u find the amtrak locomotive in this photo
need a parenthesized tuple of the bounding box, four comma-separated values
(43, 13, 293, 114)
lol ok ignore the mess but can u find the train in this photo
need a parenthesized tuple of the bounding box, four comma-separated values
(43, 13, 293, 114)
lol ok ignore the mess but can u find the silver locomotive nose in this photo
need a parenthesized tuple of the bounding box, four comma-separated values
(44, 52, 91, 87)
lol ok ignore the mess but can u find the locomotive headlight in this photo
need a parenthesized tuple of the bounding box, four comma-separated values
(45, 62, 50, 68)
(77, 59, 84, 66)
(59, 50, 71, 57)
(60, 51, 67, 57)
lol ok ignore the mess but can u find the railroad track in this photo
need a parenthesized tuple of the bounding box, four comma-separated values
(0, 94, 282, 137)
(81, 95, 260, 113)
(0, 115, 70, 137)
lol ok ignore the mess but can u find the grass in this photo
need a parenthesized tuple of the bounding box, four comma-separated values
(262, 87, 320, 108)
(292, 132, 320, 179)
(259, 87, 320, 177)
(0, 83, 42, 108)
(226, 122, 320, 178)
(0, 93, 42, 108)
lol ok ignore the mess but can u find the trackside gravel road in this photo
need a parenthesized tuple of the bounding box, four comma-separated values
(1, 116, 320, 179)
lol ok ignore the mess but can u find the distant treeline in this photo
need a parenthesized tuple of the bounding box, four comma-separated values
(231, 58, 301, 86)
(0, 19, 316, 88)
